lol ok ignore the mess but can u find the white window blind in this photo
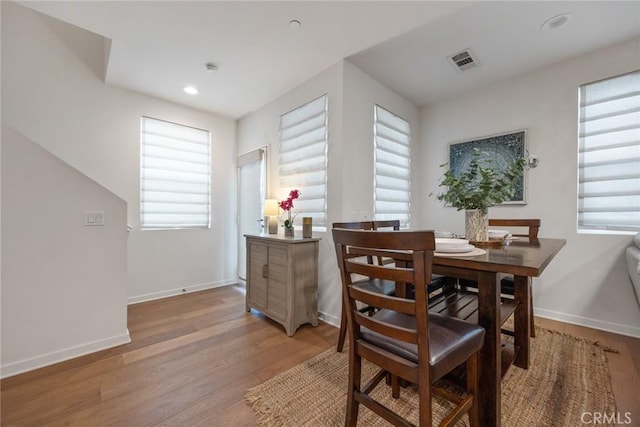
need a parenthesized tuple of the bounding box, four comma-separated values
(279, 94, 328, 228)
(374, 105, 411, 228)
(578, 71, 640, 233)
(141, 117, 211, 229)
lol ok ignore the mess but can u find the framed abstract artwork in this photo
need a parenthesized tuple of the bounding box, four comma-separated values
(448, 129, 527, 204)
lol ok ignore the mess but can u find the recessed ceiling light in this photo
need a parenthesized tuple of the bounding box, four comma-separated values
(540, 13, 572, 31)
(289, 19, 302, 29)
(183, 85, 198, 95)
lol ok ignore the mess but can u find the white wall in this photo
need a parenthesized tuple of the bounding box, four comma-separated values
(416, 38, 640, 337)
(1, 125, 129, 377)
(1, 3, 238, 303)
(237, 60, 419, 326)
(342, 61, 421, 223)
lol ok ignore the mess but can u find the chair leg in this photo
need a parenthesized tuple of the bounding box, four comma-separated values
(346, 350, 361, 427)
(417, 372, 432, 427)
(466, 353, 479, 427)
(337, 304, 347, 352)
(391, 374, 400, 398)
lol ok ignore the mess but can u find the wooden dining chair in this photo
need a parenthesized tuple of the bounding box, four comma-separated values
(489, 218, 540, 241)
(461, 218, 540, 337)
(332, 221, 395, 352)
(333, 228, 485, 427)
(372, 219, 448, 299)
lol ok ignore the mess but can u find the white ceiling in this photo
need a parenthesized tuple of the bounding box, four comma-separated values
(18, 1, 640, 119)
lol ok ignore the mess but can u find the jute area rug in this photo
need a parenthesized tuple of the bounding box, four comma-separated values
(245, 326, 616, 426)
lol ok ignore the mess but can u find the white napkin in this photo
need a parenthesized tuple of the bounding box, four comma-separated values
(488, 229, 510, 240)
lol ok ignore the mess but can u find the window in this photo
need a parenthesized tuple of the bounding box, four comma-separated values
(578, 71, 640, 233)
(374, 105, 411, 228)
(278, 94, 328, 228)
(140, 117, 211, 229)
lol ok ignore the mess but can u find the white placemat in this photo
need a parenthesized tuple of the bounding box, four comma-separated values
(435, 247, 486, 257)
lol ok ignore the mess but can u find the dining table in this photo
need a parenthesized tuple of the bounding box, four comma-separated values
(356, 235, 566, 426)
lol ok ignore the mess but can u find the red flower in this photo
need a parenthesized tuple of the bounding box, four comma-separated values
(279, 198, 293, 211)
(279, 189, 300, 212)
(279, 189, 301, 229)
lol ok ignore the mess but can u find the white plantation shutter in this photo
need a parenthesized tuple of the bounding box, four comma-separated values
(578, 71, 640, 232)
(374, 105, 411, 228)
(141, 117, 211, 229)
(279, 94, 328, 228)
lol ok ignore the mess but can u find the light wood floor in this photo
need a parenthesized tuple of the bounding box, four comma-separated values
(2, 284, 639, 426)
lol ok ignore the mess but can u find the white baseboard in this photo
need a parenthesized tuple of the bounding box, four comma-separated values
(536, 308, 640, 338)
(322, 307, 640, 339)
(319, 310, 340, 329)
(1, 331, 131, 379)
(128, 279, 237, 305)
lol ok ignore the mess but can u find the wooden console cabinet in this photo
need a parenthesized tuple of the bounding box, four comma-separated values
(245, 234, 320, 336)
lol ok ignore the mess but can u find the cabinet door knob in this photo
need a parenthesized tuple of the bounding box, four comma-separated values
(262, 264, 268, 278)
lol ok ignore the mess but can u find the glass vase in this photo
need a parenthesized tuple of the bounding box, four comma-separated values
(284, 227, 294, 238)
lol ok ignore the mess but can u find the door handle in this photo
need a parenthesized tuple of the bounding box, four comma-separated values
(262, 264, 268, 278)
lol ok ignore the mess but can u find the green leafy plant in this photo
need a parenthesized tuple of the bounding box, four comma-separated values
(433, 148, 527, 214)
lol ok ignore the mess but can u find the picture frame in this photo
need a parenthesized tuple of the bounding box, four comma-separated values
(448, 129, 527, 204)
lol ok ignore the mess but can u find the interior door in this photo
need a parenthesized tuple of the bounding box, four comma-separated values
(238, 148, 266, 281)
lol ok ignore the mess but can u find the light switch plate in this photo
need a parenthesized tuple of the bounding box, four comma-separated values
(85, 210, 105, 226)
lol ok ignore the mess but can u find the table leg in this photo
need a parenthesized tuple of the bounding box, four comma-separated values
(514, 275, 531, 369)
(477, 271, 501, 427)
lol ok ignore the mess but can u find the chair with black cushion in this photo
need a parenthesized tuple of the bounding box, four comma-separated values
(460, 218, 540, 337)
(333, 228, 485, 427)
(372, 219, 448, 299)
(333, 221, 395, 352)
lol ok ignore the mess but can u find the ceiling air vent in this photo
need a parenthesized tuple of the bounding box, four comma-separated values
(448, 49, 479, 72)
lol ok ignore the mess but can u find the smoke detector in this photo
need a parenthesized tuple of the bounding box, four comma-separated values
(448, 49, 479, 72)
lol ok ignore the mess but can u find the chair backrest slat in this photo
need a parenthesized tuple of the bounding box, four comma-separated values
(335, 229, 435, 251)
(345, 258, 414, 282)
(355, 312, 418, 344)
(349, 287, 416, 316)
(333, 221, 373, 230)
(488, 218, 540, 240)
(372, 220, 400, 231)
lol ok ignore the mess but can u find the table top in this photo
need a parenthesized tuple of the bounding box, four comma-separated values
(434, 237, 566, 277)
(351, 237, 566, 278)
